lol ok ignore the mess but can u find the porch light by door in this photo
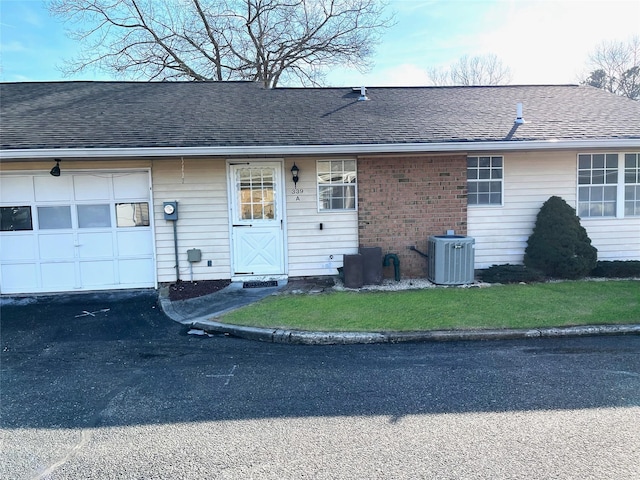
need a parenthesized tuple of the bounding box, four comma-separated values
(291, 163, 300, 187)
(50, 159, 61, 177)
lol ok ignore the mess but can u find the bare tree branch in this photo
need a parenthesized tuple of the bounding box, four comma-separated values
(428, 54, 512, 86)
(582, 36, 640, 100)
(47, 0, 393, 87)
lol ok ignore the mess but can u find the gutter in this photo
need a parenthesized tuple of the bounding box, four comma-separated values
(1, 138, 640, 160)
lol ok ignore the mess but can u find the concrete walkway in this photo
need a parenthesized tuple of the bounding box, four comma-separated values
(159, 278, 640, 345)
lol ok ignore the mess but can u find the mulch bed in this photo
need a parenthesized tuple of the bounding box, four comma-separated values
(168, 279, 232, 301)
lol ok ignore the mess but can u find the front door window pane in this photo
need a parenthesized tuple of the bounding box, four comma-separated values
(37, 206, 72, 229)
(236, 168, 276, 221)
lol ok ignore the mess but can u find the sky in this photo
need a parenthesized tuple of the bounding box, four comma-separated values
(1, 0, 639, 86)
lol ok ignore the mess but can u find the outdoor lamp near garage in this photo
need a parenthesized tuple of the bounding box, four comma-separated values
(50, 159, 61, 177)
(291, 163, 300, 187)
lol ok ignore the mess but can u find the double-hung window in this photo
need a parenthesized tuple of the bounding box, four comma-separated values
(624, 153, 640, 216)
(317, 159, 357, 211)
(467, 156, 503, 205)
(577, 153, 618, 217)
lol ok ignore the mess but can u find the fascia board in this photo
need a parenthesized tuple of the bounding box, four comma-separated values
(1, 139, 639, 160)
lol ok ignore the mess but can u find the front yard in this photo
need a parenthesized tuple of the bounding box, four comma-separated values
(218, 280, 640, 332)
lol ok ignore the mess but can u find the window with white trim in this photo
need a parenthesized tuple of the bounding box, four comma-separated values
(317, 159, 357, 211)
(467, 156, 503, 205)
(577, 153, 618, 217)
(625, 153, 640, 216)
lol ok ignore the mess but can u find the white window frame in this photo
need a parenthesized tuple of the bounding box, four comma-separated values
(467, 155, 504, 207)
(577, 153, 619, 218)
(624, 152, 640, 217)
(316, 159, 358, 212)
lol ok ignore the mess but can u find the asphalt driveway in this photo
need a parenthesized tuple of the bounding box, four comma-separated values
(2, 290, 639, 479)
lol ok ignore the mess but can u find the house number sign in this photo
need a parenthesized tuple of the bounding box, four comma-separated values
(291, 187, 303, 201)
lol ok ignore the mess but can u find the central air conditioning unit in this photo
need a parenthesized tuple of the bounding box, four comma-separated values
(427, 235, 475, 285)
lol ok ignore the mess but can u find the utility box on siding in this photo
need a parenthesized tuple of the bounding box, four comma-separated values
(187, 249, 202, 263)
(427, 235, 475, 285)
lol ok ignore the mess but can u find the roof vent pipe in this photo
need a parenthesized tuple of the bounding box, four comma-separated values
(515, 102, 525, 124)
(358, 86, 369, 101)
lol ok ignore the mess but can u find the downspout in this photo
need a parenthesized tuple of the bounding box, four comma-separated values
(173, 220, 180, 282)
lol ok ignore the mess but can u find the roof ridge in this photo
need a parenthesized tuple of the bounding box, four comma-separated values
(0, 81, 582, 89)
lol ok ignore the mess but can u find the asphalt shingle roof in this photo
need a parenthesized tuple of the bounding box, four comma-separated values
(1, 81, 639, 151)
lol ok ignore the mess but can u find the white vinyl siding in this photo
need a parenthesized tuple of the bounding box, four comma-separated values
(152, 158, 231, 283)
(469, 152, 575, 269)
(579, 219, 640, 261)
(287, 158, 358, 277)
(152, 157, 359, 282)
(469, 151, 640, 269)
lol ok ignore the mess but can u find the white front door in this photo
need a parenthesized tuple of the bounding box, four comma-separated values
(229, 162, 286, 278)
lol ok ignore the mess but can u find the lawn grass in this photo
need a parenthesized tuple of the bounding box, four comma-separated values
(218, 280, 640, 332)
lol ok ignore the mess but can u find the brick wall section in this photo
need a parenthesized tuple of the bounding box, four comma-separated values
(357, 155, 468, 278)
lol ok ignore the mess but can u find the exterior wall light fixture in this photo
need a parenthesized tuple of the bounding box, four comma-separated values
(50, 159, 61, 177)
(291, 163, 300, 187)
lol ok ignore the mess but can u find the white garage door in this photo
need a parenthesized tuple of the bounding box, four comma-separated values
(0, 170, 155, 294)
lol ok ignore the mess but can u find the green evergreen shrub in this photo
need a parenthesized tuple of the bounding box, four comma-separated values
(591, 260, 640, 278)
(477, 264, 546, 284)
(524, 196, 597, 279)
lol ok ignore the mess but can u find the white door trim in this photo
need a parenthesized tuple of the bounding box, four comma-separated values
(227, 159, 288, 281)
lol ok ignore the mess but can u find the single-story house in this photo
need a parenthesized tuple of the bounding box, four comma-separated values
(1, 81, 639, 295)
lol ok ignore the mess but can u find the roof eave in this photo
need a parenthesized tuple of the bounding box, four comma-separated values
(1, 139, 639, 160)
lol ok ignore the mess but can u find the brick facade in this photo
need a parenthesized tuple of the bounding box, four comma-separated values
(357, 155, 467, 279)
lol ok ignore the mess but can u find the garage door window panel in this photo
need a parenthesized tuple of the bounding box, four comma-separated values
(78, 204, 111, 228)
(1, 206, 33, 231)
(37, 206, 72, 229)
(116, 202, 150, 227)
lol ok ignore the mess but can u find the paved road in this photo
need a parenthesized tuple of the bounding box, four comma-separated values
(1, 291, 639, 479)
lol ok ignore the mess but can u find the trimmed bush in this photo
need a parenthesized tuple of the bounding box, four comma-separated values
(524, 196, 597, 279)
(478, 264, 546, 284)
(591, 260, 640, 278)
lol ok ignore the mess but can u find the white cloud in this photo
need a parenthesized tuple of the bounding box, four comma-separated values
(0, 40, 27, 52)
(373, 63, 432, 86)
(327, 63, 432, 87)
(468, 0, 640, 84)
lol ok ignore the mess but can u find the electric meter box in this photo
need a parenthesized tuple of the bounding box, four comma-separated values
(163, 201, 178, 221)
